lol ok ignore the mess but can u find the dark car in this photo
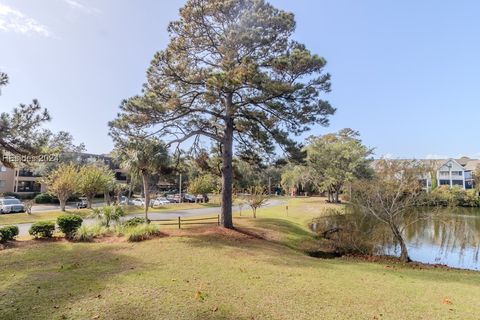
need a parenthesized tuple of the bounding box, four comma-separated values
(183, 194, 196, 203)
(76, 197, 88, 209)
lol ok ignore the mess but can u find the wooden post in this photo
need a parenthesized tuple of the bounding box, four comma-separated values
(286, 205, 288, 216)
(178, 216, 181, 229)
(217, 214, 220, 226)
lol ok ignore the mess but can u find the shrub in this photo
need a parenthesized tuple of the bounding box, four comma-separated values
(29, 221, 55, 239)
(57, 215, 83, 239)
(312, 207, 390, 255)
(427, 186, 480, 207)
(34, 193, 54, 204)
(73, 224, 109, 242)
(92, 205, 126, 227)
(0, 225, 19, 243)
(126, 224, 161, 242)
(123, 217, 146, 227)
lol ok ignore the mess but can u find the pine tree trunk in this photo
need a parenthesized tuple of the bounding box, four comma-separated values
(142, 172, 150, 222)
(220, 110, 234, 229)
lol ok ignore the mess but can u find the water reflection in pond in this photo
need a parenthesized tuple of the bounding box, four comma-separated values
(311, 208, 480, 271)
(386, 208, 480, 270)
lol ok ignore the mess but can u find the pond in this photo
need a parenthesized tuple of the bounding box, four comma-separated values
(385, 208, 480, 271)
(311, 208, 480, 271)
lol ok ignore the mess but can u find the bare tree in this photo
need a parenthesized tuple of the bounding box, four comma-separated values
(351, 159, 428, 262)
(246, 186, 268, 218)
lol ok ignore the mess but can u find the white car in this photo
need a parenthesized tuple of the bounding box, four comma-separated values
(0, 198, 25, 214)
(152, 198, 170, 206)
(131, 198, 145, 206)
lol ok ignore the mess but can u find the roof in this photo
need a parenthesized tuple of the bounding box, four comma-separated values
(372, 157, 480, 171)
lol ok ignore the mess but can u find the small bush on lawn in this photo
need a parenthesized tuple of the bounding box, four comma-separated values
(57, 215, 83, 239)
(0, 225, 19, 243)
(126, 224, 161, 242)
(74, 225, 109, 242)
(29, 221, 55, 239)
(34, 193, 54, 204)
(92, 205, 126, 227)
(123, 217, 146, 227)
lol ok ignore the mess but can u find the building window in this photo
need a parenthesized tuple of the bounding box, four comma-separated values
(439, 171, 449, 177)
(18, 169, 41, 177)
(439, 180, 450, 186)
(0, 180, 5, 188)
(17, 181, 41, 192)
(451, 171, 463, 176)
(0, 166, 6, 172)
(452, 180, 464, 186)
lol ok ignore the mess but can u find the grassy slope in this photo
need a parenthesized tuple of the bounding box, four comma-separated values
(1, 198, 479, 320)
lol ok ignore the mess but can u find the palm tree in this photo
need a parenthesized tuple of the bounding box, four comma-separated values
(114, 137, 169, 222)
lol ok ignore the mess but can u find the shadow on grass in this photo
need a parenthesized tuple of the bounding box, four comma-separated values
(0, 243, 139, 319)
(103, 298, 252, 320)
(173, 223, 340, 272)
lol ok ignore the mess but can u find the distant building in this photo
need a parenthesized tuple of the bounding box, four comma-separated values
(372, 157, 479, 191)
(0, 153, 128, 195)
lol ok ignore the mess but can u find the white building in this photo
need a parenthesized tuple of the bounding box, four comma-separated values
(373, 157, 479, 191)
(423, 158, 477, 190)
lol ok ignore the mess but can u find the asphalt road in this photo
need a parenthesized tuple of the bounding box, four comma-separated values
(14, 199, 286, 237)
(31, 202, 104, 212)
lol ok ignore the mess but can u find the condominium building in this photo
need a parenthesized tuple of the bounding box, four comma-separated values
(0, 153, 128, 195)
(373, 157, 479, 190)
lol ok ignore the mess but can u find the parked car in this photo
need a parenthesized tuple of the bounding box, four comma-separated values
(0, 198, 25, 214)
(118, 196, 130, 205)
(166, 194, 180, 203)
(131, 198, 145, 206)
(152, 197, 170, 206)
(76, 197, 88, 209)
(183, 194, 196, 203)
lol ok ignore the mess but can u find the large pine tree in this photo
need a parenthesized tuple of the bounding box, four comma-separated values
(111, 0, 335, 228)
(0, 71, 50, 168)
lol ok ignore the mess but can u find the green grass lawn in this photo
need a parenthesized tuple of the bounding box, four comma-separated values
(0, 197, 479, 319)
(0, 209, 93, 226)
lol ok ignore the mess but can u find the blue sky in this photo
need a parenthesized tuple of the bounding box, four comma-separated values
(1, 0, 480, 159)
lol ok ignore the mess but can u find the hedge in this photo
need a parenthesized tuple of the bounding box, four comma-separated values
(29, 221, 55, 239)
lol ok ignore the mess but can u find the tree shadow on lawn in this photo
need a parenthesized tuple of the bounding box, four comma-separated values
(236, 217, 326, 253)
(102, 297, 253, 320)
(0, 243, 140, 320)
(176, 225, 340, 271)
